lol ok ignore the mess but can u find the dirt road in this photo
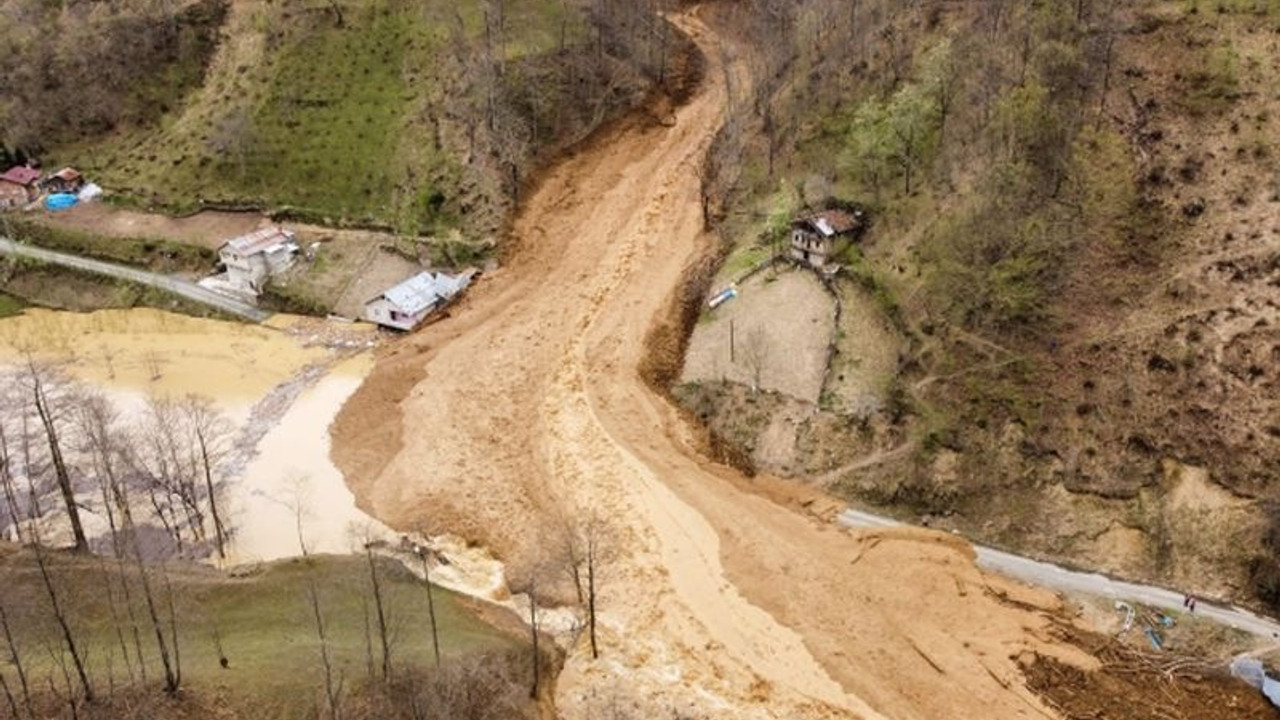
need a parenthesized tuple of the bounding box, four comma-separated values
(334, 9, 1096, 719)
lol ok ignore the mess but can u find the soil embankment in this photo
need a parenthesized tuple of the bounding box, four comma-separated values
(333, 7, 1112, 719)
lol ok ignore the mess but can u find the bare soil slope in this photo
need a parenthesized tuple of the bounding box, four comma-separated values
(333, 8, 1139, 720)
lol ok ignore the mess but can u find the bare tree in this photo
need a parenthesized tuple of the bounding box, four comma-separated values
(306, 573, 343, 719)
(109, 459, 180, 693)
(527, 574, 541, 700)
(29, 537, 93, 703)
(0, 401, 25, 544)
(557, 510, 611, 659)
(0, 673, 20, 720)
(21, 358, 87, 552)
(365, 544, 393, 682)
(413, 540, 441, 667)
(0, 601, 35, 719)
(180, 396, 232, 561)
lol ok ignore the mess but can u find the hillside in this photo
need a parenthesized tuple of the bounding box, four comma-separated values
(3, 0, 688, 238)
(684, 0, 1280, 615)
(0, 546, 539, 720)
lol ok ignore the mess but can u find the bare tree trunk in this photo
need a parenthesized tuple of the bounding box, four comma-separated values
(161, 565, 182, 692)
(97, 557, 136, 686)
(528, 577, 540, 700)
(307, 575, 342, 719)
(31, 540, 93, 702)
(0, 674, 20, 720)
(361, 595, 375, 681)
(365, 547, 392, 682)
(115, 475, 179, 693)
(0, 422, 24, 544)
(196, 429, 226, 560)
(587, 531, 599, 660)
(29, 366, 87, 552)
(0, 602, 35, 719)
(416, 546, 441, 667)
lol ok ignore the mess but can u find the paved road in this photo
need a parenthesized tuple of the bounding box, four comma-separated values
(0, 235, 269, 322)
(839, 509, 1280, 640)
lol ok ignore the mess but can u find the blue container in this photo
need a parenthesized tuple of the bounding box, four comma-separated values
(44, 193, 78, 211)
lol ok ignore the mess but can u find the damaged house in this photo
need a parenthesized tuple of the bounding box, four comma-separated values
(364, 271, 473, 331)
(789, 208, 865, 268)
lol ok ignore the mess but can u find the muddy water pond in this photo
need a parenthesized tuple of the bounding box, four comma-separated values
(0, 308, 390, 561)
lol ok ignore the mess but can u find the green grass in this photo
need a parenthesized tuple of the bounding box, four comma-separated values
(54, 0, 590, 234)
(0, 550, 519, 712)
(0, 292, 26, 318)
(234, 6, 420, 222)
(3, 216, 214, 272)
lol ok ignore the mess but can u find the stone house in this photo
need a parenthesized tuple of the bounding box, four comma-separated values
(789, 208, 865, 268)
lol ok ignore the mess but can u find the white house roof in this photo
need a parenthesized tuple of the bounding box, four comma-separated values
(376, 271, 474, 316)
(382, 273, 442, 315)
(222, 227, 297, 256)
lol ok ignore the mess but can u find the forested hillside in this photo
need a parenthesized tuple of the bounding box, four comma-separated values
(697, 0, 1280, 613)
(0, 0, 690, 236)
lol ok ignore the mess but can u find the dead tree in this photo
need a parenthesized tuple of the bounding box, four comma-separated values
(24, 359, 87, 552)
(0, 601, 35, 719)
(306, 574, 343, 719)
(414, 542, 442, 667)
(585, 518, 602, 660)
(95, 557, 136, 686)
(110, 465, 180, 693)
(29, 538, 93, 703)
(365, 545, 393, 682)
(161, 565, 183, 692)
(0, 674, 19, 720)
(0, 413, 24, 545)
(527, 575, 541, 700)
(558, 511, 610, 659)
(180, 396, 232, 561)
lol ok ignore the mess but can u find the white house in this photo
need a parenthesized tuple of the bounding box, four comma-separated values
(218, 227, 300, 295)
(364, 271, 472, 331)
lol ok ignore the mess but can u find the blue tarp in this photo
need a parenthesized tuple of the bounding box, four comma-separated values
(44, 193, 78, 211)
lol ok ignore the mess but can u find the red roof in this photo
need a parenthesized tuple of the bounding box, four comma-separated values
(0, 167, 40, 186)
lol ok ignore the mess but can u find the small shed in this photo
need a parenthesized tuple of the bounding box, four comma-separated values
(790, 208, 865, 268)
(218, 227, 299, 295)
(42, 167, 83, 194)
(0, 166, 41, 209)
(364, 271, 472, 331)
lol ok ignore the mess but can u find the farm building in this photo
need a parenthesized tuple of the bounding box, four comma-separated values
(218, 227, 300, 295)
(790, 208, 865, 268)
(0, 166, 40, 209)
(42, 167, 83, 194)
(364, 271, 472, 331)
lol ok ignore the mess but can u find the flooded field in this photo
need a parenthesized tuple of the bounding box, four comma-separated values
(0, 308, 390, 562)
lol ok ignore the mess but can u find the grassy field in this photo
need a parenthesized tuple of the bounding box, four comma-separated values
(54, 0, 586, 234)
(0, 292, 25, 318)
(0, 548, 521, 715)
